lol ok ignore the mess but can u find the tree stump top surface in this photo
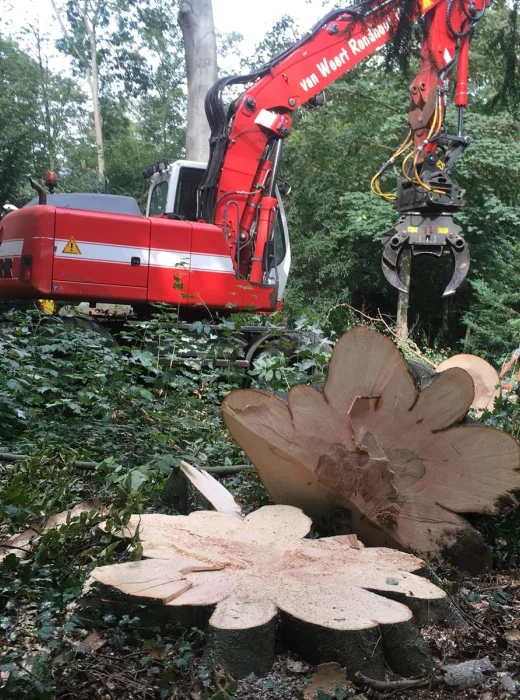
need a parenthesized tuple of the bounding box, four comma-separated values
(93, 505, 444, 632)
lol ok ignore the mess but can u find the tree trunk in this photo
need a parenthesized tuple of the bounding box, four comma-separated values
(178, 0, 218, 162)
(396, 249, 411, 341)
(88, 28, 105, 178)
(436, 354, 500, 411)
(442, 296, 450, 336)
(89, 505, 443, 679)
(50, 0, 105, 178)
(222, 327, 520, 574)
(35, 30, 55, 171)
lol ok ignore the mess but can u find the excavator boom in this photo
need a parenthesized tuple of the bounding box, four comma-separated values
(200, 0, 488, 296)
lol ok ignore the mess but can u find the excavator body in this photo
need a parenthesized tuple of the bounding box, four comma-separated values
(0, 161, 291, 316)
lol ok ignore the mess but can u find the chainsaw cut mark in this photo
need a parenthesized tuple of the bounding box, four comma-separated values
(62, 238, 82, 255)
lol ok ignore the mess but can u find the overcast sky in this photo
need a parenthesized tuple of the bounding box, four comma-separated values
(4, 0, 337, 63)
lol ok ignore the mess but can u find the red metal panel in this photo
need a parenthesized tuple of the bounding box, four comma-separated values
(189, 222, 276, 311)
(213, 2, 406, 233)
(50, 281, 148, 303)
(188, 272, 276, 311)
(53, 210, 151, 288)
(0, 206, 55, 297)
(147, 217, 193, 304)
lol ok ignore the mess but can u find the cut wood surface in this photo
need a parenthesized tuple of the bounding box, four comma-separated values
(180, 460, 243, 517)
(222, 327, 520, 573)
(162, 460, 243, 517)
(92, 505, 444, 678)
(0, 498, 105, 562)
(436, 354, 500, 411)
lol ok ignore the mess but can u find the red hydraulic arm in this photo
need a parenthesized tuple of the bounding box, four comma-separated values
(199, 0, 488, 293)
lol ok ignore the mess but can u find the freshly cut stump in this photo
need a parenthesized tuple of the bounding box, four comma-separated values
(222, 327, 520, 574)
(436, 354, 500, 411)
(91, 505, 444, 679)
(161, 460, 243, 517)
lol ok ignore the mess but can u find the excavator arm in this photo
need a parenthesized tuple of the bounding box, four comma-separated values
(200, 0, 488, 295)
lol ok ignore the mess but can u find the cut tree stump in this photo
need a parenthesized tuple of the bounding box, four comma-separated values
(222, 327, 520, 574)
(90, 505, 444, 679)
(436, 354, 500, 411)
(161, 460, 243, 518)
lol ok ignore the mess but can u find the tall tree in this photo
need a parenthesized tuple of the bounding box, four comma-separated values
(50, 0, 108, 177)
(0, 38, 41, 204)
(178, 0, 218, 161)
(23, 26, 87, 173)
(135, 0, 186, 157)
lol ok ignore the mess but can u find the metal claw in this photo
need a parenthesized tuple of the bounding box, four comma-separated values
(382, 257, 409, 293)
(443, 236, 470, 296)
(381, 213, 470, 296)
(382, 228, 410, 292)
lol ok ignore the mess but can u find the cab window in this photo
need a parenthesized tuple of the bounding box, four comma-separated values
(174, 167, 205, 221)
(149, 181, 168, 216)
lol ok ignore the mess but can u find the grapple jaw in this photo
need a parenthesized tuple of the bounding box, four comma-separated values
(381, 213, 469, 297)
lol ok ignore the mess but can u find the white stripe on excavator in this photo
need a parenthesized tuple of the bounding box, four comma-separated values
(54, 240, 235, 274)
(55, 240, 150, 265)
(0, 239, 24, 257)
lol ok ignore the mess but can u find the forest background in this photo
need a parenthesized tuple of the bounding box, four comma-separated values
(1, 0, 520, 363)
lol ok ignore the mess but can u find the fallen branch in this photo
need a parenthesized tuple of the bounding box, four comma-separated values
(355, 671, 431, 690)
(0, 453, 251, 475)
(0, 499, 105, 562)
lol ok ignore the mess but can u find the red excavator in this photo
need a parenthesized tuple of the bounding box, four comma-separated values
(0, 0, 488, 327)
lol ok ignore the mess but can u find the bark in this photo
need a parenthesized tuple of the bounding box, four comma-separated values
(161, 460, 243, 517)
(178, 0, 218, 162)
(396, 248, 411, 341)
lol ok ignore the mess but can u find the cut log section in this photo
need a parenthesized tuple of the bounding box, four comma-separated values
(222, 327, 520, 574)
(161, 460, 243, 518)
(91, 505, 444, 679)
(436, 354, 500, 411)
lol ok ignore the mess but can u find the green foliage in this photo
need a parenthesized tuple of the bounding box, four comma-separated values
(0, 308, 245, 467)
(0, 307, 518, 696)
(0, 38, 50, 204)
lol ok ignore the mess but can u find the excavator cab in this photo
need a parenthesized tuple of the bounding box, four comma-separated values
(144, 159, 292, 299)
(145, 160, 205, 221)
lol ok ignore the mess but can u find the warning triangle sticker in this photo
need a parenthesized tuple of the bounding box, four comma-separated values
(62, 237, 82, 255)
